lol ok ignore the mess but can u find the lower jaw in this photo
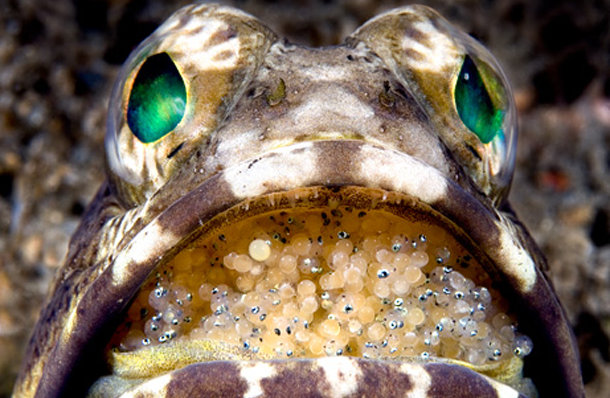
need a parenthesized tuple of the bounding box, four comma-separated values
(93, 187, 535, 397)
(90, 356, 529, 398)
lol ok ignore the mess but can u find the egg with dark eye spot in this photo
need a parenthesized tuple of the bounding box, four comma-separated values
(14, 3, 584, 398)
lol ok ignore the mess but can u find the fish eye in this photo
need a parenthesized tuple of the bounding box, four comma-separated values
(454, 55, 504, 145)
(347, 6, 519, 203)
(127, 52, 187, 144)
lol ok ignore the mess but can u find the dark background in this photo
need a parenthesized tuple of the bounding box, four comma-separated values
(1, 0, 609, 396)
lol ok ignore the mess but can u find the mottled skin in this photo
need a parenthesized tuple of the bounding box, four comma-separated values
(13, 4, 584, 398)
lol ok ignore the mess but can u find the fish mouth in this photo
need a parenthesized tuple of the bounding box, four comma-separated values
(94, 188, 534, 397)
(87, 141, 541, 397)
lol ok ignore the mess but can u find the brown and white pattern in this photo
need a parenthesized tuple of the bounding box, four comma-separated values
(11, 3, 585, 398)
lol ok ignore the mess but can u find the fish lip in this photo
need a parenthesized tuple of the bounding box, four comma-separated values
(51, 140, 573, 396)
(95, 184, 531, 396)
(91, 356, 527, 398)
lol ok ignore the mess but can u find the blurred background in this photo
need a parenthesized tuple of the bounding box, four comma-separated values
(1, 0, 609, 396)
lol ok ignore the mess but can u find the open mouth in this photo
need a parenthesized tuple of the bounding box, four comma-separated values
(90, 186, 535, 397)
(15, 3, 585, 396)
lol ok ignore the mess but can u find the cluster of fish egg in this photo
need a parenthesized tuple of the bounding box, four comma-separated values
(114, 207, 533, 366)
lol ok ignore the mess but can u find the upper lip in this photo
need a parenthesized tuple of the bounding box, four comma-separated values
(31, 140, 579, 397)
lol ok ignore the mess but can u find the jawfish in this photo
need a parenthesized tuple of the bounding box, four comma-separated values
(14, 4, 585, 398)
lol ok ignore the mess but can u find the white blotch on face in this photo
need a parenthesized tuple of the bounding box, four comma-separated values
(317, 357, 362, 398)
(290, 87, 375, 126)
(496, 217, 537, 293)
(400, 363, 432, 398)
(223, 142, 320, 199)
(240, 362, 278, 398)
(156, 17, 242, 73)
(401, 20, 460, 74)
(111, 220, 179, 287)
(356, 145, 448, 204)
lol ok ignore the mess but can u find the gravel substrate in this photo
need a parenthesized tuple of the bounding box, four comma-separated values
(1, 0, 609, 396)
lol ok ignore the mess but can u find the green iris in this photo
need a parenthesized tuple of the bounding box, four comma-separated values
(454, 55, 503, 144)
(127, 53, 186, 144)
